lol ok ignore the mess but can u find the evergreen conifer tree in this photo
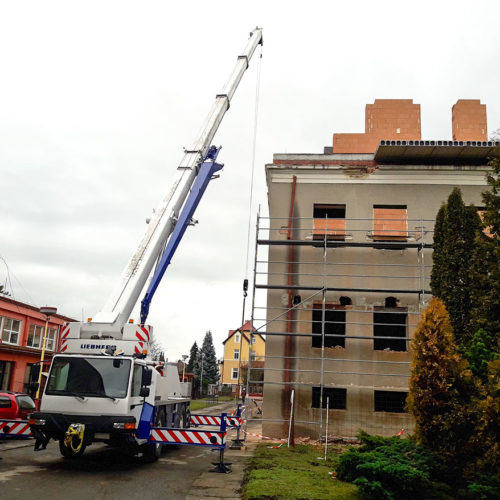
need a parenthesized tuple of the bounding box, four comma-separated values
(430, 188, 481, 347)
(407, 298, 477, 466)
(187, 341, 198, 373)
(200, 330, 219, 383)
(469, 158, 500, 340)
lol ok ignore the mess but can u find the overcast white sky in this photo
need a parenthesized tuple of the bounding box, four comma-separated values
(1, 0, 499, 361)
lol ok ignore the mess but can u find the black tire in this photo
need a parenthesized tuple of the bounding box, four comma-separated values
(141, 408, 165, 463)
(59, 438, 86, 459)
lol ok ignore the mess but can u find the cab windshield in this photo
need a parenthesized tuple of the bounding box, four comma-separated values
(46, 357, 131, 399)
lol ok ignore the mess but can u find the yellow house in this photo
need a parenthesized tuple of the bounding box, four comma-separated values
(221, 320, 265, 387)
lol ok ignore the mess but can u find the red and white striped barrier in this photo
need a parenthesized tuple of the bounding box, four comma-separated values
(190, 415, 243, 428)
(0, 419, 33, 439)
(150, 428, 226, 447)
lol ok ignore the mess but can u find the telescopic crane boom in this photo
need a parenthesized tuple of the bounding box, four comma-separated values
(90, 28, 263, 330)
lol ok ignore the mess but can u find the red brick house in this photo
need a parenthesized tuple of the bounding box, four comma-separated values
(0, 296, 74, 394)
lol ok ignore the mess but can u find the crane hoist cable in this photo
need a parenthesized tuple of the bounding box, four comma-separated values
(244, 43, 263, 282)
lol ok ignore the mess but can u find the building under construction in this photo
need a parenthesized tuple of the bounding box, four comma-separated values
(246, 99, 499, 439)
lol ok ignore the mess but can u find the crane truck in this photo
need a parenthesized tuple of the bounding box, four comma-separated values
(28, 28, 263, 461)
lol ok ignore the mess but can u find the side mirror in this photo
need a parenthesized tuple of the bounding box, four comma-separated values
(139, 387, 150, 398)
(141, 367, 153, 387)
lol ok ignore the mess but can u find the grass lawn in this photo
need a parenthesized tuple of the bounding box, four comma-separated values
(241, 443, 360, 500)
(189, 396, 235, 411)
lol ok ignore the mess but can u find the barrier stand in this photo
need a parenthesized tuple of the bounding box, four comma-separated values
(229, 404, 245, 449)
(211, 413, 231, 473)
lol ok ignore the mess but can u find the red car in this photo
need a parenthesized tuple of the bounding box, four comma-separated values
(0, 391, 36, 420)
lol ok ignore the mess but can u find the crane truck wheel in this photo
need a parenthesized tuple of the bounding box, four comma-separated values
(59, 438, 86, 458)
(59, 423, 86, 459)
(141, 408, 165, 463)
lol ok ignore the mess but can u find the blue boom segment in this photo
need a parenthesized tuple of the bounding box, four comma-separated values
(140, 145, 223, 324)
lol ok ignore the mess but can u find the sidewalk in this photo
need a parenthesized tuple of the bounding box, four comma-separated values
(186, 417, 262, 499)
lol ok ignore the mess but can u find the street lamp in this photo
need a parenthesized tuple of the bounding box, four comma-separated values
(181, 354, 188, 382)
(35, 306, 57, 403)
(200, 352, 204, 397)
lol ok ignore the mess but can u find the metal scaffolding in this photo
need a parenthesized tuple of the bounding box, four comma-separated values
(245, 213, 434, 440)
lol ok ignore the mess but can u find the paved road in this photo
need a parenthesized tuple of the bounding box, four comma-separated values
(0, 401, 244, 500)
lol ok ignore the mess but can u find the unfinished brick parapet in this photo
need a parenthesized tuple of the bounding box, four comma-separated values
(452, 99, 487, 141)
(333, 99, 421, 154)
(333, 98, 488, 153)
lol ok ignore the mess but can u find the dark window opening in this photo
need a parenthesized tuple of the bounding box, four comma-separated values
(312, 387, 346, 409)
(312, 307, 345, 348)
(373, 309, 407, 351)
(374, 390, 407, 413)
(313, 204, 346, 219)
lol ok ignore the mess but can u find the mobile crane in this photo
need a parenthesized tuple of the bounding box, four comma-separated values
(29, 28, 263, 460)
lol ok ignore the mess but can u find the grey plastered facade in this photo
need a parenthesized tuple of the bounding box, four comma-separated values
(259, 147, 492, 440)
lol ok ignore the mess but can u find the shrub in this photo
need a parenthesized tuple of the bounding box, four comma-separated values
(337, 432, 450, 499)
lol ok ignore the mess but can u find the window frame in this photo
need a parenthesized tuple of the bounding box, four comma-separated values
(27, 324, 44, 348)
(234, 333, 240, 344)
(313, 204, 346, 241)
(231, 368, 239, 380)
(233, 349, 239, 360)
(0, 315, 22, 345)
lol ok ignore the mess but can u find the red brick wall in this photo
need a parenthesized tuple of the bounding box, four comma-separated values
(333, 99, 421, 153)
(452, 99, 487, 141)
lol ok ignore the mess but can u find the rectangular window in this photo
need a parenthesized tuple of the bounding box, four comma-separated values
(27, 325, 57, 350)
(373, 205, 407, 241)
(313, 204, 346, 241)
(233, 349, 239, 360)
(250, 351, 256, 361)
(46, 327, 57, 351)
(251, 336, 256, 344)
(312, 387, 347, 409)
(27, 324, 43, 348)
(373, 309, 407, 351)
(24, 363, 34, 393)
(231, 368, 239, 380)
(0, 361, 14, 391)
(312, 306, 346, 348)
(0, 316, 21, 345)
(234, 334, 240, 344)
(374, 390, 407, 413)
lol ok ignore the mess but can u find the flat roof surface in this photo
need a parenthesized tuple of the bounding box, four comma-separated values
(375, 140, 500, 164)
